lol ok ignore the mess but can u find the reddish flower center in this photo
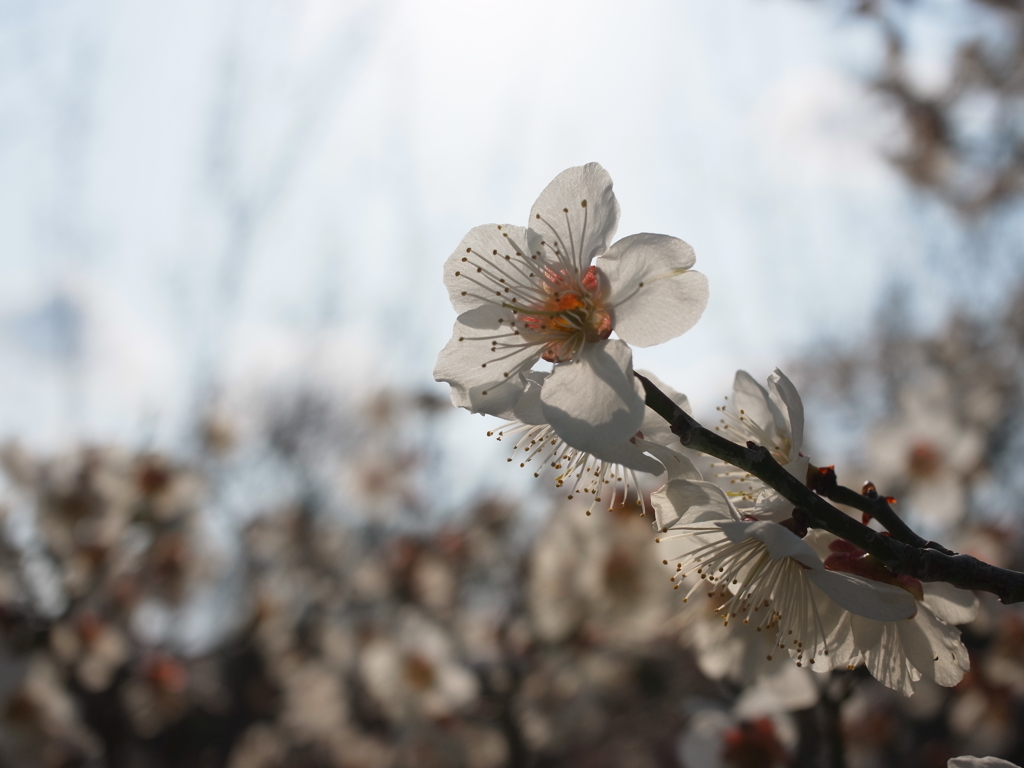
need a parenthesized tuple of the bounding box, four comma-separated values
(518, 265, 612, 363)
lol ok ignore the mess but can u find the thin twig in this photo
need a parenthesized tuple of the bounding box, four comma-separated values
(810, 471, 953, 556)
(637, 372, 1024, 604)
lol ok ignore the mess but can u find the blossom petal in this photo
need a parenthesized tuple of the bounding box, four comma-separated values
(750, 488, 798, 523)
(527, 163, 619, 276)
(854, 617, 920, 696)
(584, 438, 664, 474)
(504, 371, 547, 424)
(732, 371, 781, 442)
(653, 478, 738, 531)
(443, 223, 535, 315)
(948, 758, 1022, 768)
(717, 520, 822, 568)
(637, 440, 701, 483)
(433, 304, 537, 415)
(599, 233, 709, 347)
(637, 369, 691, 447)
(767, 369, 805, 457)
(808, 569, 918, 622)
(921, 581, 979, 626)
(539, 339, 646, 462)
(899, 606, 970, 687)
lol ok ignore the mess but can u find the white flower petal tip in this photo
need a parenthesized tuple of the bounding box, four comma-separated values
(598, 234, 709, 348)
(948, 758, 1022, 768)
(921, 580, 980, 626)
(433, 305, 531, 416)
(528, 162, 620, 272)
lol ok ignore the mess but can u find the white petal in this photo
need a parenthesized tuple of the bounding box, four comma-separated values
(921, 581, 979, 626)
(899, 605, 970, 687)
(948, 758, 1022, 768)
(637, 440, 701, 483)
(636, 370, 692, 414)
(443, 224, 535, 314)
(814, 598, 863, 671)
(600, 233, 709, 347)
(653, 478, 738, 531)
(637, 369, 691, 447)
(718, 520, 823, 568)
(433, 304, 536, 415)
(767, 369, 805, 457)
(850, 612, 885, 651)
(807, 569, 918, 621)
(587, 439, 664, 474)
(784, 454, 810, 481)
(539, 339, 646, 462)
(856, 618, 920, 696)
(527, 163, 619, 275)
(749, 488, 797, 523)
(732, 371, 780, 441)
(505, 371, 547, 424)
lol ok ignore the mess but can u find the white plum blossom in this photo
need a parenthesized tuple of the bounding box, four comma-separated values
(359, 610, 479, 722)
(653, 478, 918, 671)
(714, 369, 805, 465)
(948, 759, 1022, 768)
(434, 163, 708, 461)
(817, 534, 978, 696)
(711, 369, 809, 520)
(489, 369, 700, 514)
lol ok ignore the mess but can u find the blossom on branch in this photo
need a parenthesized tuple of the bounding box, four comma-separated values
(488, 369, 700, 514)
(712, 369, 809, 521)
(653, 478, 918, 672)
(434, 163, 708, 460)
(818, 535, 978, 696)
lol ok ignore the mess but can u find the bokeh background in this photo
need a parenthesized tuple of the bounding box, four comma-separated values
(1, 0, 1024, 766)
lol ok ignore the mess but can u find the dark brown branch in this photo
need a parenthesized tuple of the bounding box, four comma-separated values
(637, 372, 1024, 604)
(812, 472, 953, 556)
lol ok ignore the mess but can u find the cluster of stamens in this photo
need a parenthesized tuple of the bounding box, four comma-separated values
(451, 201, 615, 398)
(657, 525, 831, 668)
(487, 421, 645, 516)
(710, 396, 790, 504)
(713, 396, 790, 463)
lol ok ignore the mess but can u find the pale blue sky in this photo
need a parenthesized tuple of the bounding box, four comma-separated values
(0, 0, 990, 455)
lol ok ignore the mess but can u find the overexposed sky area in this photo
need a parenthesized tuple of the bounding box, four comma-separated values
(0, 0, 977, 451)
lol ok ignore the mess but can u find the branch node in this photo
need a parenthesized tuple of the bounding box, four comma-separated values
(807, 464, 838, 496)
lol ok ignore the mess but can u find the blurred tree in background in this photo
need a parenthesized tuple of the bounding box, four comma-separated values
(2, 1, 1024, 767)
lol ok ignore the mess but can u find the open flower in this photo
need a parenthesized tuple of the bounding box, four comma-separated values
(714, 369, 804, 466)
(489, 370, 700, 514)
(820, 535, 978, 696)
(434, 163, 709, 460)
(712, 369, 809, 520)
(653, 478, 917, 671)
